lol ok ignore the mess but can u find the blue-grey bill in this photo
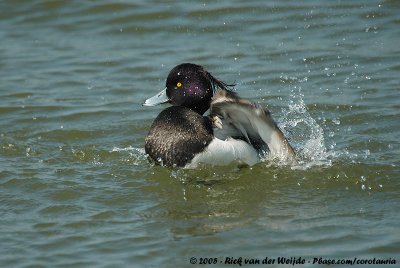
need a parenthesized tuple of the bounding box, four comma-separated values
(142, 88, 169, 106)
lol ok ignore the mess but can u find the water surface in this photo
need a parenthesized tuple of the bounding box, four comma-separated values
(1, 1, 399, 267)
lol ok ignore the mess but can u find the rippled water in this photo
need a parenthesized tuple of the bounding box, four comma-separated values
(1, 1, 399, 267)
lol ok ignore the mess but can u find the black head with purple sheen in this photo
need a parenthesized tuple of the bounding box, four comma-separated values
(165, 63, 233, 115)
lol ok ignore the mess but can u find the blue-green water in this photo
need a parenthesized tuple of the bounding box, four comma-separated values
(1, 1, 399, 267)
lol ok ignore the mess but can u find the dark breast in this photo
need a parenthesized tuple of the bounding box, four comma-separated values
(145, 106, 213, 167)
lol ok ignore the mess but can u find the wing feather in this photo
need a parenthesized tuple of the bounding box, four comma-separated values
(210, 90, 297, 164)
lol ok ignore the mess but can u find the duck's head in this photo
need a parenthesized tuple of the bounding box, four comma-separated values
(143, 63, 233, 114)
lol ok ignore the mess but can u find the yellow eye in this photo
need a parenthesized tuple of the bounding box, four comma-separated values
(177, 82, 182, 88)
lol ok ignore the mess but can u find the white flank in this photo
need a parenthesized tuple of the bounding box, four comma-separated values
(185, 138, 259, 168)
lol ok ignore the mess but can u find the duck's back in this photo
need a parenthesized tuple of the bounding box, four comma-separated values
(145, 106, 213, 167)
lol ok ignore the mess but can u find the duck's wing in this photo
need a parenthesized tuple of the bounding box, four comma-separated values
(210, 90, 297, 164)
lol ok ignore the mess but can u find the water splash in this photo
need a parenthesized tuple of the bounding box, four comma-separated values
(111, 146, 147, 165)
(278, 90, 331, 168)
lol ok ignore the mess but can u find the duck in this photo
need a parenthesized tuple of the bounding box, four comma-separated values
(143, 63, 296, 168)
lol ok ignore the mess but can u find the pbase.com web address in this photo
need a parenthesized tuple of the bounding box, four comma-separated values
(189, 256, 397, 266)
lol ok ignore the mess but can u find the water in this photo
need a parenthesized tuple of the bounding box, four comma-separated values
(1, 1, 399, 267)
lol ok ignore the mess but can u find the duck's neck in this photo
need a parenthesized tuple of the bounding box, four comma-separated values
(181, 101, 210, 115)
